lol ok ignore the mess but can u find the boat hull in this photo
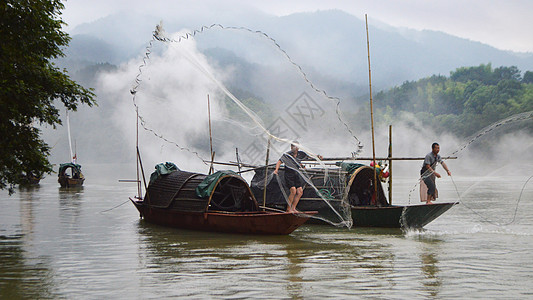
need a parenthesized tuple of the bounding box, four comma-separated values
(131, 199, 315, 235)
(58, 177, 85, 188)
(305, 202, 456, 228)
(351, 203, 457, 228)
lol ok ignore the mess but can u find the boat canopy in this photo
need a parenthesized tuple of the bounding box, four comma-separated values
(196, 170, 237, 198)
(145, 168, 259, 213)
(251, 163, 388, 207)
(58, 163, 82, 176)
(346, 166, 388, 206)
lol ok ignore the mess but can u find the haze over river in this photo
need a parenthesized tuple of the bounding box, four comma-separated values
(1, 164, 532, 299)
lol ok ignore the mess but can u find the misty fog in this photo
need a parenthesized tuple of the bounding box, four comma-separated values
(40, 9, 533, 195)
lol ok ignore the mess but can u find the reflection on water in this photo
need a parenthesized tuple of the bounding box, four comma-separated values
(134, 222, 409, 298)
(0, 236, 58, 299)
(1, 175, 532, 298)
(416, 237, 443, 298)
(0, 187, 57, 299)
(58, 187, 84, 227)
(284, 239, 304, 299)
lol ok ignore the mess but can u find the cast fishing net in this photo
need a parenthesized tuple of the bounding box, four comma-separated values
(126, 23, 370, 227)
(407, 110, 533, 227)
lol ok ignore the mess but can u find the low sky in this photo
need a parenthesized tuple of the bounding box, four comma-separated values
(62, 0, 533, 53)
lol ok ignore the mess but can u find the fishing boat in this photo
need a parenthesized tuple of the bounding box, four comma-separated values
(19, 172, 42, 186)
(248, 15, 458, 228)
(130, 163, 315, 235)
(128, 94, 314, 235)
(250, 159, 456, 229)
(58, 110, 84, 188)
(248, 16, 454, 229)
(58, 162, 85, 188)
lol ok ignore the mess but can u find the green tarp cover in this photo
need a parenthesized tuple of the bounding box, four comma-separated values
(149, 162, 180, 184)
(195, 170, 237, 198)
(58, 163, 82, 176)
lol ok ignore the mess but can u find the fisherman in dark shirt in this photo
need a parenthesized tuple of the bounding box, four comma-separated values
(273, 141, 322, 213)
(421, 142, 451, 204)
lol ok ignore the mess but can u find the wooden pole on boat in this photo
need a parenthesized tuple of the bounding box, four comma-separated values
(235, 148, 242, 173)
(137, 147, 148, 192)
(263, 138, 271, 209)
(210, 151, 216, 173)
(388, 125, 392, 205)
(136, 107, 141, 198)
(208, 94, 214, 175)
(365, 14, 378, 202)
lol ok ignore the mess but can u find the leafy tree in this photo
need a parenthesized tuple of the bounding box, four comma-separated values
(493, 66, 521, 82)
(0, 0, 95, 194)
(450, 64, 493, 84)
(367, 64, 533, 137)
(522, 71, 533, 84)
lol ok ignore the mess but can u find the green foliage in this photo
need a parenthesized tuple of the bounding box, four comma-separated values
(522, 71, 533, 84)
(366, 64, 532, 137)
(0, 0, 96, 193)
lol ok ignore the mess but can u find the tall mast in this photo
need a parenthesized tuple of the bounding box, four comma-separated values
(365, 14, 378, 201)
(66, 110, 74, 163)
(136, 107, 141, 198)
(388, 125, 392, 204)
(208, 94, 214, 175)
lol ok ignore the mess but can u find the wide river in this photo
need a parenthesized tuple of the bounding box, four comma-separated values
(1, 164, 532, 299)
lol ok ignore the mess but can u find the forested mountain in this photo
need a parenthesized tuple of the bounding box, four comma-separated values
(66, 10, 533, 94)
(361, 64, 533, 137)
(48, 10, 533, 163)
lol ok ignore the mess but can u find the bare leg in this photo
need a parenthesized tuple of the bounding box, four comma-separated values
(290, 187, 304, 213)
(424, 177, 436, 205)
(287, 187, 296, 212)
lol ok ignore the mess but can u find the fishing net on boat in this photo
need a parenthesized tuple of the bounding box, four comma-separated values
(120, 23, 375, 227)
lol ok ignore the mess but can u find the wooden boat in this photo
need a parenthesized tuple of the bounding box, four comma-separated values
(251, 164, 456, 229)
(19, 172, 42, 185)
(345, 165, 456, 228)
(58, 163, 85, 188)
(131, 167, 315, 235)
(250, 18, 455, 229)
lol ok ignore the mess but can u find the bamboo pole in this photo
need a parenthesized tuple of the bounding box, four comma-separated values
(136, 107, 141, 198)
(235, 148, 242, 173)
(137, 147, 148, 192)
(388, 125, 392, 205)
(210, 151, 216, 174)
(208, 94, 214, 175)
(302, 156, 457, 161)
(263, 138, 271, 209)
(365, 14, 378, 203)
(207, 157, 458, 169)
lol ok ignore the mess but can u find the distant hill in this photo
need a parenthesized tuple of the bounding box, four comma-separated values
(50, 9, 533, 164)
(64, 9, 533, 94)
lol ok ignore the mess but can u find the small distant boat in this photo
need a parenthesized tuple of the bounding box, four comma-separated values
(19, 172, 42, 186)
(58, 110, 84, 188)
(58, 163, 85, 188)
(131, 165, 315, 235)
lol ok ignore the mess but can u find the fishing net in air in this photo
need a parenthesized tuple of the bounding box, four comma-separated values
(127, 23, 374, 227)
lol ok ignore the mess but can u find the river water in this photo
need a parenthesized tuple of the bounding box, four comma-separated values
(1, 164, 532, 299)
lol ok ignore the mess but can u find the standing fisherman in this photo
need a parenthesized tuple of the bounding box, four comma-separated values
(421, 142, 452, 204)
(273, 141, 322, 213)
